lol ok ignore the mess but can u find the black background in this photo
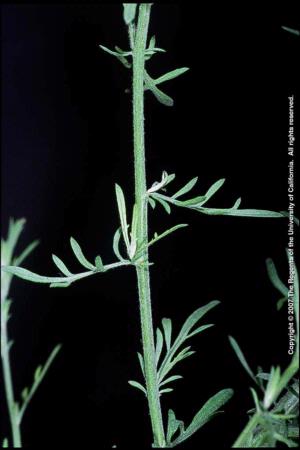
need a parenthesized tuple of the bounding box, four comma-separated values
(1, 3, 299, 448)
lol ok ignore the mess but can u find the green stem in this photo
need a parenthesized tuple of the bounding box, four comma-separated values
(232, 412, 260, 448)
(1, 296, 22, 447)
(132, 4, 166, 447)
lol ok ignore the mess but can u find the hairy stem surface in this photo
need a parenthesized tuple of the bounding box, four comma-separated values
(132, 4, 166, 447)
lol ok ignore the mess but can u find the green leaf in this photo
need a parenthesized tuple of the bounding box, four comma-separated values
(250, 388, 261, 412)
(197, 207, 286, 218)
(231, 197, 242, 209)
(148, 197, 156, 209)
(155, 196, 171, 214)
(70, 237, 95, 270)
(194, 178, 225, 207)
(162, 318, 172, 351)
(156, 328, 164, 365)
(115, 184, 131, 254)
(229, 336, 258, 385)
(13, 239, 39, 266)
(281, 26, 300, 36)
(137, 352, 145, 378)
(175, 301, 220, 346)
(159, 387, 173, 395)
(187, 323, 214, 338)
(266, 258, 288, 297)
(2, 438, 8, 448)
(21, 387, 29, 401)
(172, 177, 198, 199)
(18, 345, 62, 424)
(128, 380, 147, 396)
(52, 254, 73, 276)
(95, 255, 105, 271)
(264, 366, 281, 409)
(113, 227, 126, 262)
(172, 389, 234, 446)
(159, 374, 183, 388)
(34, 365, 43, 382)
(1, 266, 64, 284)
(148, 224, 188, 248)
(154, 67, 189, 86)
(149, 35, 156, 50)
(144, 71, 174, 107)
(123, 3, 137, 25)
(180, 195, 207, 206)
(166, 409, 185, 445)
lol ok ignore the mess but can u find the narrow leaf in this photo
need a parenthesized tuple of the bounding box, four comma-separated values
(266, 258, 288, 297)
(172, 177, 198, 199)
(156, 196, 171, 214)
(13, 239, 39, 266)
(176, 301, 220, 345)
(159, 374, 183, 388)
(148, 197, 156, 209)
(52, 254, 73, 276)
(128, 380, 147, 396)
(187, 323, 214, 338)
(95, 255, 105, 271)
(113, 227, 126, 262)
(2, 438, 8, 448)
(162, 318, 172, 351)
(21, 387, 29, 401)
(154, 67, 189, 85)
(115, 184, 131, 253)
(281, 26, 300, 36)
(148, 224, 188, 247)
(70, 237, 95, 270)
(160, 388, 173, 395)
(137, 352, 145, 378)
(229, 336, 258, 385)
(156, 328, 164, 365)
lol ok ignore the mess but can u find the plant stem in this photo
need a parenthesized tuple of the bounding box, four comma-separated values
(1, 290, 22, 447)
(132, 4, 166, 447)
(232, 412, 260, 447)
